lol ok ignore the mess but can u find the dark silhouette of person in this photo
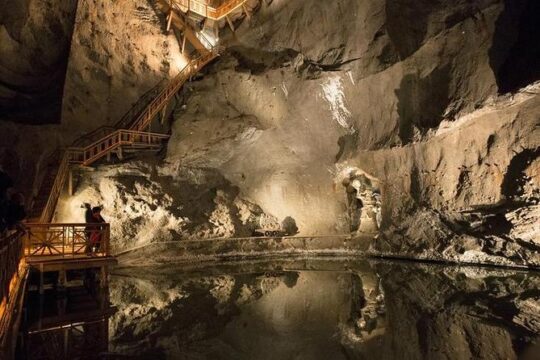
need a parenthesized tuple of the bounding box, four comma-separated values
(89, 206, 105, 254)
(84, 203, 94, 254)
(5, 192, 26, 229)
(0, 170, 14, 233)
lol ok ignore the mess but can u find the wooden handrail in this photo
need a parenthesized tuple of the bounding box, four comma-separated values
(67, 130, 170, 166)
(39, 153, 70, 223)
(23, 223, 111, 258)
(130, 52, 218, 132)
(0, 231, 24, 345)
(0, 231, 24, 309)
(176, 0, 247, 20)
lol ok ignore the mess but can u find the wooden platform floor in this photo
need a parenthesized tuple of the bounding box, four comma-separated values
(26, 255, 117, 272)
(27, 307, 116, 334)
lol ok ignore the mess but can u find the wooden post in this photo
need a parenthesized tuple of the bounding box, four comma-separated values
(100, 266, 108, 288)
(181, 34, 187, 53)
(68, 169, 73, 196)
(225, 15, 235, 32)
(117, 147, 123, 160)
(242, 4, 251, 21)
(161, 103, 167, 125)
(39, 264, 44, 295)
(58, 269, 66, 289)
(166, 10, 173, 33)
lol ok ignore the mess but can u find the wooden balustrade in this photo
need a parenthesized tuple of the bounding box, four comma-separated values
(130, 52, 217, 132)
(39, 153, 70, 224)
(23, 223, 111, 259)
(0, 231, 24, 315)
(176, 0, 247, 20)
(66, 130, 170, 166)
(0, 230, 25, 350)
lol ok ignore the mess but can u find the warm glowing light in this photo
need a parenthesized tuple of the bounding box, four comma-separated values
(172, 52, 189, 72)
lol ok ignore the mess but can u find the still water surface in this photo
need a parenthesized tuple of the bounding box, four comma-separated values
(23, 258, 540, 359)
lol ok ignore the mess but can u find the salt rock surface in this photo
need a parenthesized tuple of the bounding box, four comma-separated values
(55, 160, 279, 252)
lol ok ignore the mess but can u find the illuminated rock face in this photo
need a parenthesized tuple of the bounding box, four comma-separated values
(163, 0, 539, 264)
(0, 0, 184, 197)
(55, 161, 279, 252)
(61, 0, 186, 135)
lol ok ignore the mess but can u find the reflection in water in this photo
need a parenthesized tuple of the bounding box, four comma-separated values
(105, 259, 539, 360)
(22, 278, 113, 360)
(19, 259, 540, 359)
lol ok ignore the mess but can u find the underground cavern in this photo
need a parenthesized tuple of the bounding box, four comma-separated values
(0, 0, 539, 358)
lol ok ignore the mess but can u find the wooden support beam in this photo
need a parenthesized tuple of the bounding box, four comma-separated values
(242, 4, 251, 21)
(58, 269, 67, 289)
(161, 103, 168, 125)
(67, 169, 73, 196)
(100, 266, 108, 288)
(225, 15, 235, 32)
(181, 34, 187, 53)
(166, 10, 173, 33)
(39, 264, 44, 295)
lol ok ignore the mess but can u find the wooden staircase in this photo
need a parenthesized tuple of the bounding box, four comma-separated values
(29, 0, 250, 224)
(27, 155, 63, 220)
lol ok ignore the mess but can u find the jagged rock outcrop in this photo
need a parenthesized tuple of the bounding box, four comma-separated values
(55, 159, 279, 252)
(352, 84, 540, 266)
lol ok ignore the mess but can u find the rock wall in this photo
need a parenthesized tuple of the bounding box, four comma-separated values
(160, 0, 540, 265)
(61, 0, 186, 136)
(55, 159, 280, 252)
(0, 0, 184, 199)
(0, 0, 78, 124)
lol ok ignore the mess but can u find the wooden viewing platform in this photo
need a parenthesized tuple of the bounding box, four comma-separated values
(23, 223, 117, 292)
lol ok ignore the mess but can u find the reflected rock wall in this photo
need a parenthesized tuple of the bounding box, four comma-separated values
(108, 260, 540, 359)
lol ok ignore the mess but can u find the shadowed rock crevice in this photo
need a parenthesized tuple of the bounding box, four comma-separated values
(0, 0, 79, 124)
(491, 0, 540, 93)
(501, 148, 540, 200)
(395, 66, 451, 143)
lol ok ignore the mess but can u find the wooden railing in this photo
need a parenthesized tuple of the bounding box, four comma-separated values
(39, 153, 70, 224)
(130, 52, 218, 132)
(71, 80, 167, 148)
(0, 230, 25, 351)
(0, 231, 24, 315)
(23, 223, 111, 258)
(176, 0, 247, 20)
(34, 131, 168, 222)
(67, 130, 170, 166)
